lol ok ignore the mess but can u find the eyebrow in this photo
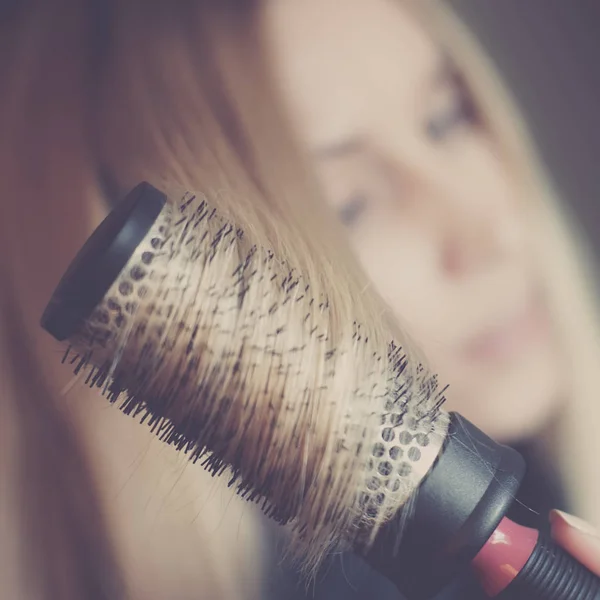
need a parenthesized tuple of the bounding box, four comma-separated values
(314, 54, 453, 160)
(314, 135, 366, 160)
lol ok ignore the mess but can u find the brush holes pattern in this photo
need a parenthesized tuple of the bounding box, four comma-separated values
(73, 205, 173, 367)
(362, 402, 435, 522)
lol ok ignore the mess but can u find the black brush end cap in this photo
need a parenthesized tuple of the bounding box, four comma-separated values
(41, 182, 166, 341)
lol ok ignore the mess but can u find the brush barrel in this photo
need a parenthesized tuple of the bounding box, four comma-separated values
(365, 412, 526, 599)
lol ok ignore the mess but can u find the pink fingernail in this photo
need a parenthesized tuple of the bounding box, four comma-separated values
(551, 510, 600, 538)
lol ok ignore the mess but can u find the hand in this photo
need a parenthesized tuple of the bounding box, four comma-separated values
(550, 510, 600, 575)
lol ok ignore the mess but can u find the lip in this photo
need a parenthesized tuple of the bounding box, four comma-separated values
(461, 293, 549, 363)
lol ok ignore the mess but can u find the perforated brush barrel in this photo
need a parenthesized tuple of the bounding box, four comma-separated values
(41, 182, 600, 600)
(41, 182, 449, 566)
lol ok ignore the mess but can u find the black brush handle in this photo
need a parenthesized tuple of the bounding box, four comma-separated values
(497, 530, 600, 600)
(365, 413, 527, 599)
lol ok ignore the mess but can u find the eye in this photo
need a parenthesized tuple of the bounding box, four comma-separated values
(425, 76, 478, 142)
(337, 193, 369, 227)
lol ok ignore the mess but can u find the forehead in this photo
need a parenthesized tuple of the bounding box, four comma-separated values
(262, 0, 440, 146)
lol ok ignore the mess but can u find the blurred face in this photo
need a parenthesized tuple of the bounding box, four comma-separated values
(262, 0, 564, 441)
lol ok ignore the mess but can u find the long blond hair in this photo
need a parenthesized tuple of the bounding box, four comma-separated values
(0, 1, 400, 598)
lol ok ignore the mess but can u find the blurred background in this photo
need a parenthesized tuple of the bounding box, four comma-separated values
(451, 0, 600, 258)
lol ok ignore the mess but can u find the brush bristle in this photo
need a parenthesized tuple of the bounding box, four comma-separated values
(59, 189, 449, 572)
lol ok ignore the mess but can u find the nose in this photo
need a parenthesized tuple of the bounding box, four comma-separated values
(431, 169, 526, 277)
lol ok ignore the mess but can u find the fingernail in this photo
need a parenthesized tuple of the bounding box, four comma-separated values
(551, 510, 600, 537)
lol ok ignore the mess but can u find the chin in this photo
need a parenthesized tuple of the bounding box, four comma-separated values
(442, 346, 564, 445)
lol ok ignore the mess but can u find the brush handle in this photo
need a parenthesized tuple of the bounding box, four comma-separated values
(364, 413, 527, 600)
(496, 530, 600, 600)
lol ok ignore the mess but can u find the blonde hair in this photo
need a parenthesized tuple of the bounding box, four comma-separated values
(0, 1, 400, 598)
(0, 0, 598, 598)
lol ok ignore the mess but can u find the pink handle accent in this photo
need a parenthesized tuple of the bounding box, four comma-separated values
(471, 517, 539, 597)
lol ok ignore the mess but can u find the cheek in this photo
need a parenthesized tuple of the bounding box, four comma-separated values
(451, 139, 521, 218)
(351, 223, 448, 341)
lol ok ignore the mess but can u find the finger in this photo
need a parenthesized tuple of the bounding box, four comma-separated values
(550, 510, 600, 576)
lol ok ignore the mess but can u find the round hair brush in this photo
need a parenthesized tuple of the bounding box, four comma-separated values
(41, 182, 600, 599)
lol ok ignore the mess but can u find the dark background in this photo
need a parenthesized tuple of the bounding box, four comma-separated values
(450, 0, 600, 256)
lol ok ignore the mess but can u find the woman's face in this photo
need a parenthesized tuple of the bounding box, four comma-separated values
(262, 0, 563, 441)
